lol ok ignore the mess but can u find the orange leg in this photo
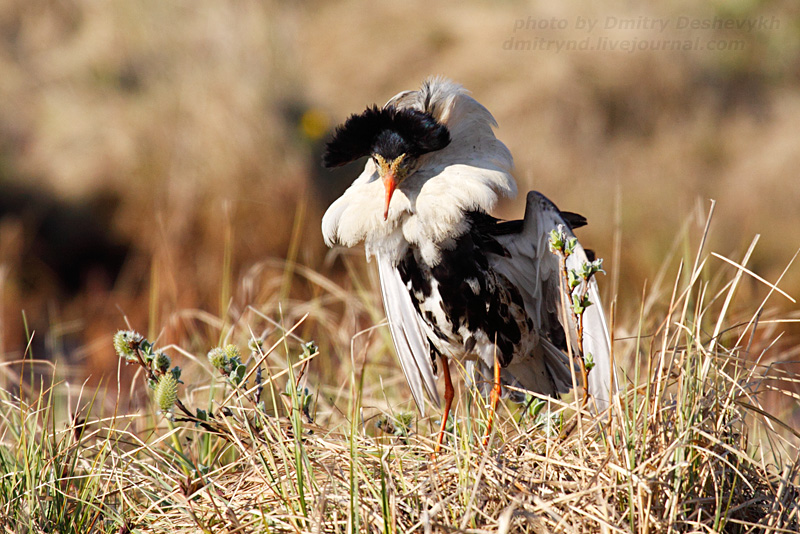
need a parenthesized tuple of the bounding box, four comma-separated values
(482, 351, 502, 447)
(434, 353, 454, 454)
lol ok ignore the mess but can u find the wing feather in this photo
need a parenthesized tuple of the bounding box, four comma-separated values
(492, 191, 615, 410)
(376, 252, 440, 414)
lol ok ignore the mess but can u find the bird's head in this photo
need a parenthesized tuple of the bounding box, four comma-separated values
(324, 106, 451, 220)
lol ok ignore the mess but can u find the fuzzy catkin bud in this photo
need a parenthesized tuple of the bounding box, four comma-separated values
(155, 352, 171, 373)
(223, 344, 241, 361)
(113, 330, 143, 362)
(207, 348, 227, 370)
(155, 373, 178, 412)
(248, 338, 264, 353)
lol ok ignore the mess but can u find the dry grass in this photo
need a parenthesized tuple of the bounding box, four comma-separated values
(2, 205, 799, 533)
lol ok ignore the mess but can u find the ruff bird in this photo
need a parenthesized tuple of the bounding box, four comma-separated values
(322, 78, 613, 450)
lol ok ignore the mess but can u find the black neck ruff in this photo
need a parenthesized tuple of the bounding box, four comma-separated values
(324, 106, 450, 168)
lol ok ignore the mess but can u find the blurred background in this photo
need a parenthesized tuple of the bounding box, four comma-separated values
(0, 1, 798, 409)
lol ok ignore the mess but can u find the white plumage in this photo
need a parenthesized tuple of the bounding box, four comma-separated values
(322, 77, 614, 445)
(322, 78, 515, 265)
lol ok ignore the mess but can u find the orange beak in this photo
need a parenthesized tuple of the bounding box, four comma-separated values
(382, 172, 397, 221)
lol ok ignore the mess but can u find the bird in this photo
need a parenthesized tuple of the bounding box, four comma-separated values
(321, 77, 613, 451)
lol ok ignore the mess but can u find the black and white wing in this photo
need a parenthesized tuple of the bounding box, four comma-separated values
(491, 191, 614, 410)
(376, 252, 440, 415)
